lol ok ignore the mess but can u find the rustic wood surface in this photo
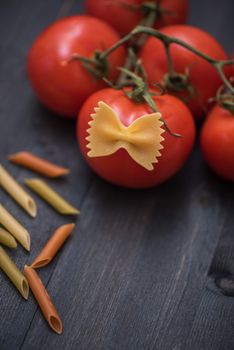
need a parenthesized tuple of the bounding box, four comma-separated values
(0, 0, 233, 349)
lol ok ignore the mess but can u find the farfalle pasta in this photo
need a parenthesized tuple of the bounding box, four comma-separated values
(86, 101, 165, 171)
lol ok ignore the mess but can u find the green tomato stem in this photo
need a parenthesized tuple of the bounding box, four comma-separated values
(163, 42, 176, 77)
(100, 25, 234, 94)
(136, 6, 157, 48)
(214, 62, 234, 93)
(117, 49, 137, 86)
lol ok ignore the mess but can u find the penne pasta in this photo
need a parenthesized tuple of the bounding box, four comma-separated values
(0, 204, 31, 251)
(25, 179, 80, 215)
(9, 151, 70, 178)
(0, 165, 37, 217)
(0, 227, 17, 248)
(31, 223, 75, 268)
(0, 246, 29, 299)
(24, 265, 62, 334)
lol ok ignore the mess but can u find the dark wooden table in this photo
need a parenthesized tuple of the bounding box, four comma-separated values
(0, 1, 234, 349)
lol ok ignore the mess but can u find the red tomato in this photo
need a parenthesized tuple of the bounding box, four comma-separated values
(86, 0, 188, 36)
(200, 105, 234, 182)
(140, 25, 230, 119)
(77, 88, 195, 188)
(27, 16, 125, 117)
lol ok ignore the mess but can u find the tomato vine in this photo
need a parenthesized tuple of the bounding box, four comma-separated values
(67, 22, 234, 122)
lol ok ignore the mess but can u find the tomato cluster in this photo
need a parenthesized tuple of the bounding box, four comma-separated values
(27, 1, 234, 188)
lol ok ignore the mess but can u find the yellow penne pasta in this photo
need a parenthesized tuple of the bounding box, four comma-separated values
(0, 165, 37, 217)
(0, 246, 29, 299)
(0, 227, 17, 248)
(0, 204, 31, 251)
(25, 179, 80, 215)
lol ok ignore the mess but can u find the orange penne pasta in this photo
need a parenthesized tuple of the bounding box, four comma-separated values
(24, 265, 62, 334)
(8, 151, 70, 178)
(31, 223, 75, 269)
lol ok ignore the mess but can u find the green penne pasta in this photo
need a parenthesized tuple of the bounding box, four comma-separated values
(0, 227, 17, 248)
(25, 179, 80, 215)
(0, 204, 31, 251)
(0, 245, 29, 299)
(0, 165, 37, 217)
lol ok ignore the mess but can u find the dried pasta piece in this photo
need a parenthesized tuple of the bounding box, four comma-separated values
(9, 151, 70, 178)
(0, 204, 31, 251)
(25, 179, 79, 215)
(0, 227, 17, 248)
(24, 265, 62, 334)
(0, 246, 29, 299)
(31, 223, 75, 268)
(0, 165, 37, 217)
(86, 101, 165, 171)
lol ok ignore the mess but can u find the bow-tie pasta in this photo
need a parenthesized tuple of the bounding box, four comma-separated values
(86, 101, 165, 171)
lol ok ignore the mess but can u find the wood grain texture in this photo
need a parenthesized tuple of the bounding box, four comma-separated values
(0, 0, 233, 349)
(0, 1, 91, 348)
(186, 184, 234, 350)
(21, 148, 231, 350)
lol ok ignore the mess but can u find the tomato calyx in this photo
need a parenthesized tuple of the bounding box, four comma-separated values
(92, 50, 110, 78)
(212, 62, 234, 114)
(63, 50, 109, 80)
(122, 1, 175, 27)
(215, 85, 234, 114)
(124, 2, 175, 51)
(140, 1, 175, 21)
(163, 67, 196, 101)
(104, 63, 181, 138)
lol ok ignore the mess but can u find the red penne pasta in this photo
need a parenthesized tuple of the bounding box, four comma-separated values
(9, 151, 70, 177)
(31, 223, 75, 268)
(24, 265, 62, 334)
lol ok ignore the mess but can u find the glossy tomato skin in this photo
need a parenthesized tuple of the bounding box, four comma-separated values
(77, 88, 196, 188)
(86, 0, 188, 36)
(27, 16, 125, 117)
(140, 25, 230, 119)
(200, 105, 234, 182)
